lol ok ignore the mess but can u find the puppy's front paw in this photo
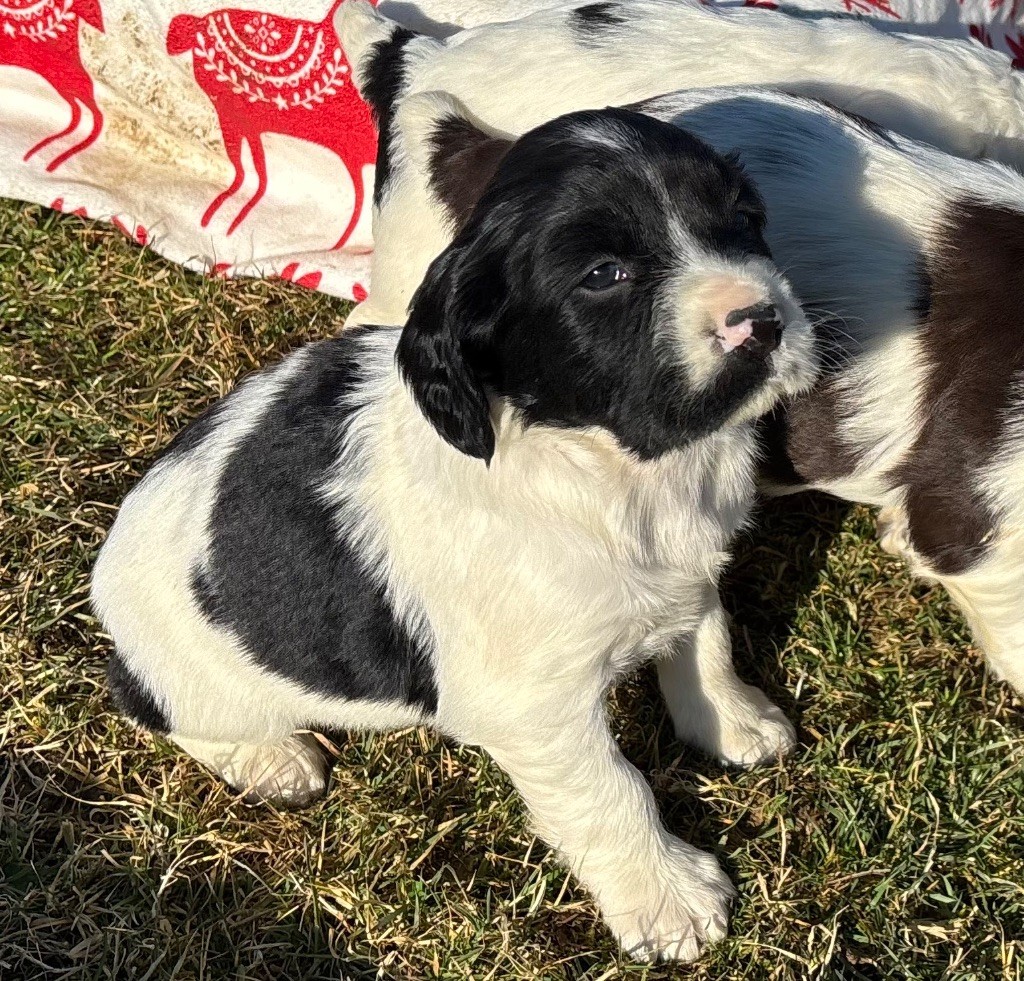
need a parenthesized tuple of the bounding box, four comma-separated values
(601, 841, 734, 962)
(715, 690, 796, 768)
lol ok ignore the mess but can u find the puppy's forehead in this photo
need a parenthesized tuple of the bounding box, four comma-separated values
(562, 113, 647, 155)
(552, 113, 742, 212)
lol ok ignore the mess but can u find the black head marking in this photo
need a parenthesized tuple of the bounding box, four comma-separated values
(571, 2, 627, 42)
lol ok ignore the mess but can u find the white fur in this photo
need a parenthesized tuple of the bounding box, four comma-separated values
(338, 0, 1024, 327)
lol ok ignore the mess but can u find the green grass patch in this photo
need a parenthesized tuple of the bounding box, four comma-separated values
(1, 200, 1021, 980)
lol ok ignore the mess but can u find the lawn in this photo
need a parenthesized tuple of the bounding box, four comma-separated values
(1, 199, 1022, 981)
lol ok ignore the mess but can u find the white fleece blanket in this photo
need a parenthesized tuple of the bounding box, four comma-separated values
(1, 0, 1020, 300)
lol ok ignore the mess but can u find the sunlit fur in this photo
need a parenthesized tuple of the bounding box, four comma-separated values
(337, 0, 1024, 328)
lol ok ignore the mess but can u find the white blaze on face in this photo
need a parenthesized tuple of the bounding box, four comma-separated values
(663, 247, 818, 426)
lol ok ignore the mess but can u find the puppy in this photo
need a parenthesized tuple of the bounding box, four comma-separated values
(336, 0, 1024, 328)
(92, 108, 816, 961)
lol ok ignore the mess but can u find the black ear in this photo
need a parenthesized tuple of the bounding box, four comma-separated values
(396, 242, 503, 463)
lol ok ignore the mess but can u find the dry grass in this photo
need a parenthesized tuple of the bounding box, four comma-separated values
(1, 200, 1022, 981)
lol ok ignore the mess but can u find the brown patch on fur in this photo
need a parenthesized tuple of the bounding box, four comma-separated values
(428, 115, 512, 231)
(889, 200, 1024, 575)
(759, 373, 864, 489)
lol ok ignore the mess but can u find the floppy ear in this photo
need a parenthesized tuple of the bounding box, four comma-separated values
(427, 111, 513, 230)
(396, 241, 504, 463)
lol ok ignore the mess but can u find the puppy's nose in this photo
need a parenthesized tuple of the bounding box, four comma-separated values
(718, 303, 782, 355)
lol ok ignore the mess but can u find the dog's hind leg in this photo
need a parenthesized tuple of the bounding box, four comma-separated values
(657, 588, 796, 767)
(169, 732, 331, 807)
(938, 539, 1024, 697)
(880, 508, 1024, 697)
(107, 651, 331, 807)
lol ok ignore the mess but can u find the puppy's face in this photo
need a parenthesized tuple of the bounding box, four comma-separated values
(398, 108, 816, 462)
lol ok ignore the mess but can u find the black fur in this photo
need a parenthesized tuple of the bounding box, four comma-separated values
(399, 108, 777, 462)
(571, 2, 627, 40)
(359, 26, 416, 207)
(108, 652, 170, 733)
(190, 328, 438, 714)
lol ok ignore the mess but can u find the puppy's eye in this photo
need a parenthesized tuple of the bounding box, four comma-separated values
(582, 262, 631, 291)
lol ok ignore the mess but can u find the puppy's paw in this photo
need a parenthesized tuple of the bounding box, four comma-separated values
(877, 506, 911, 557)
(172, 732, 331, 807)
(602, 841, 734, 962)
(239, 733, 331, 807)
(714, 688, 796, 768)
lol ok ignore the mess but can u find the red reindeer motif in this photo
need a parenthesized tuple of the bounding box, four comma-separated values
(0, 0, 105, 172)
(167, 1, 376, 249)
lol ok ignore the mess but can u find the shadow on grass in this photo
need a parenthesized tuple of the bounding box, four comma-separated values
(724, 491, 852, 716)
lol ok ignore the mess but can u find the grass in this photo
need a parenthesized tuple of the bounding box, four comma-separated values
(1, 198, 1022, 981)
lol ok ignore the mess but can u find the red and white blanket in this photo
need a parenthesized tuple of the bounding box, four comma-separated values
(1, 0, 1021, 301)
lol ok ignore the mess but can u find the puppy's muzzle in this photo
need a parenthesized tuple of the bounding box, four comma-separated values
(718, 303, 782, 356)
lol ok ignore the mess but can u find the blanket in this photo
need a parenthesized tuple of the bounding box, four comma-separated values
(1, 0, 1021, 301)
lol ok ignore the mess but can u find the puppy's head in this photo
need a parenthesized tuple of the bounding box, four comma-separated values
(397, 107, 816, 464)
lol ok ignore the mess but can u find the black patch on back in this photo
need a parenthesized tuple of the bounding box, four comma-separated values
(360, 27, 415, 207)
(192, 328, 438, 714)
(888, 200, 1024, 575)
(571, 2, 626, 40)
(108, 652, 170, 733)
(428, 114, 512, 231)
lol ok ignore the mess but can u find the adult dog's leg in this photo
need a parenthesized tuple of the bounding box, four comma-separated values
(481, 694, 734, 962)
(876, 509, 1024, 697)
(940, 543, 1024, 696)
(657, 588, 795, 767)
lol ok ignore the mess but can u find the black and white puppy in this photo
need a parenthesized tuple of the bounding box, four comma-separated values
(343, 2, 1024, 702)
(92, 108, 816, 961)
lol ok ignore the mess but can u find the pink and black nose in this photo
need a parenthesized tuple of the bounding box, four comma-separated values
(716, 303, 782, 356)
